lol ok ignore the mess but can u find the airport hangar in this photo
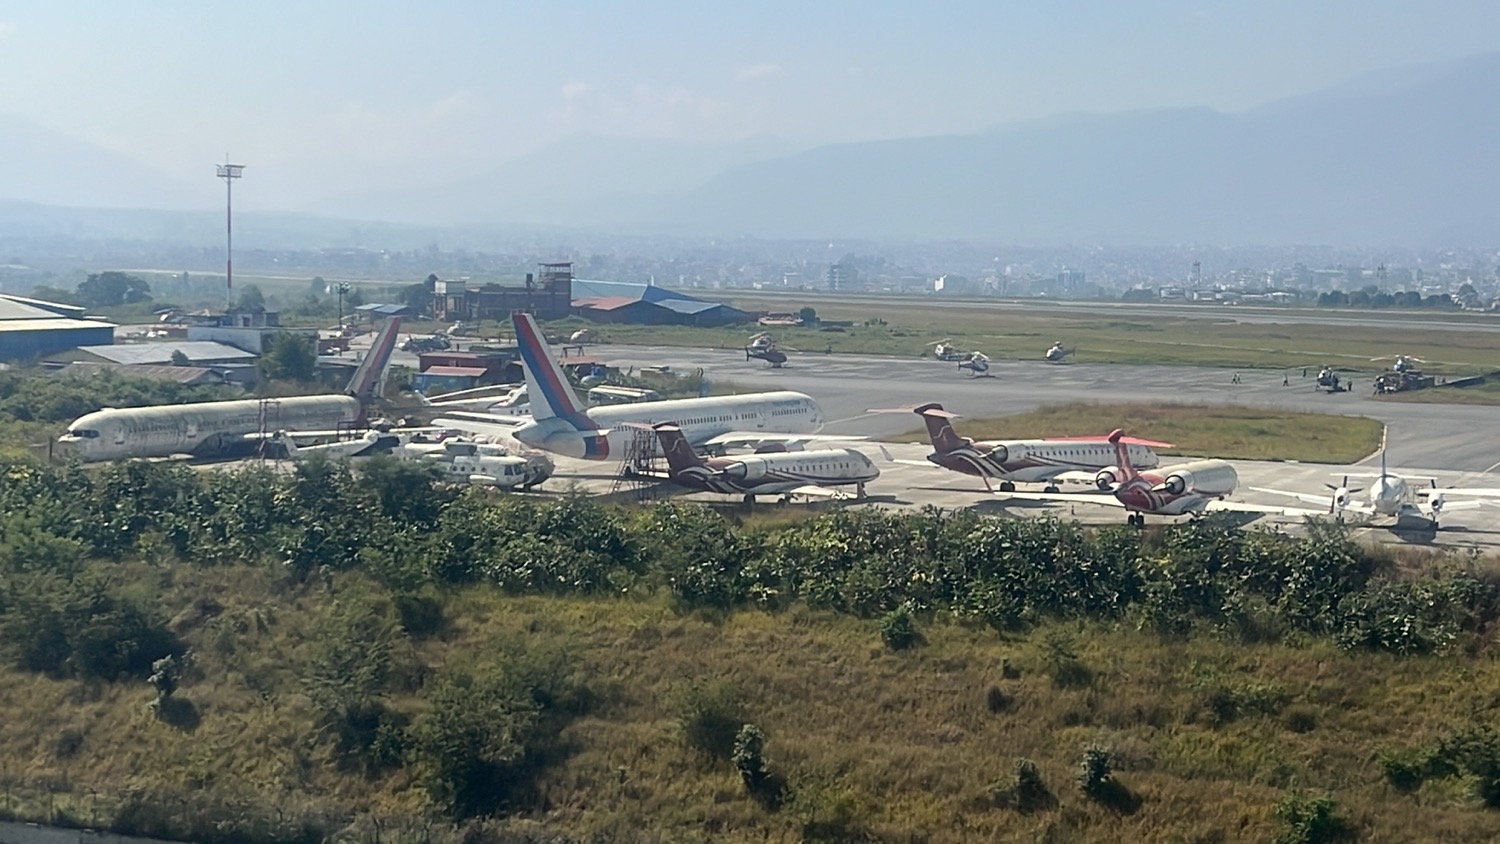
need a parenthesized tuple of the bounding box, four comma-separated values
(0, 294, 116, 363)
(430, 262, 749, 327)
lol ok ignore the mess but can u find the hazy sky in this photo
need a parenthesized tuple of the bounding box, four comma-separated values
(3, 0, 1499, 208)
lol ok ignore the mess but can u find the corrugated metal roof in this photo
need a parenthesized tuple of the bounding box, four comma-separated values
(0, 294, 87, 319)
(355, 303, 412, 316)
(60, 362, 225, 384)
(421, 365, 489, 377)
(574, 297, 642, 311)
(0, 317, 117, 332)
(71, 341, 258, 366)
(655, 299, 737, 315)
(570, 279, 708, 305)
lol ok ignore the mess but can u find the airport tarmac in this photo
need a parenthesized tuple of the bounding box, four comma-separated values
(594, 344, 1500, 475)
(497, 343, 1500, 552)
(538, 440, 1500, 552)
(343, 331, 1500, 550)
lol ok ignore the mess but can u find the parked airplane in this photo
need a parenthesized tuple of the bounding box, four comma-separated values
(1045, 342, 1076, 363)
(890, 403, 1171, 492)
(647, 422, 877, 502)
(958, 351, 991, 376)
(1251, 451, 1482, 529)
(433, 313, 844, 460)
(996, 429, 1324, 526)
(57, 317, 404, 461)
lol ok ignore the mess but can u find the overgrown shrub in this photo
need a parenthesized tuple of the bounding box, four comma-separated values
(674, 679, 747, 761)
(1273, 790, 1351, 844)
(1076, 744, 1115, 799)
(880, 603, 919, 650)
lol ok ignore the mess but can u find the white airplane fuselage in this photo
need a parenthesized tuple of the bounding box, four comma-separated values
(933, 440, 1160, 485)
(59, 396, 363, 461)
(677, 447, 878, 496)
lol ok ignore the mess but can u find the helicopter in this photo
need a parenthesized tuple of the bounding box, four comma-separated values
(745, 333, 791, 367)
(1373, 354, 1423, 373)
(1315, 365, 1349, 393)
(1044, 341, 1076, 363)
(926, 338, 966, 362)
(957, 351, 992, 377)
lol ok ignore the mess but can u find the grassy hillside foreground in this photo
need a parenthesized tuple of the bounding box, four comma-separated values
(3, 459, 1500, 843)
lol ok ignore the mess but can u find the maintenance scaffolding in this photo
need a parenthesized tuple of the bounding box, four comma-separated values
(609, 426, 663, 502)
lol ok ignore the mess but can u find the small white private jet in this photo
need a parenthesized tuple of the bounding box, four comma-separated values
(1250, 451, 1485, 529)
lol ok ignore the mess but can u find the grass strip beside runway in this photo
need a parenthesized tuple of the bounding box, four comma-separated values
(899, 402, 1384, 464)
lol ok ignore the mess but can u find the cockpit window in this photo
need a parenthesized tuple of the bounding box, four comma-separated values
(71, 429, 101, 439)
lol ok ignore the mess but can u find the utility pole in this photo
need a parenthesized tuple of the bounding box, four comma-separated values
(336, 282, 351, 336)
(216, 158, 245, 311)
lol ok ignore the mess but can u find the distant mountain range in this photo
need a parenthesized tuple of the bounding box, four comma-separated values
(3, 52, 1499, 246)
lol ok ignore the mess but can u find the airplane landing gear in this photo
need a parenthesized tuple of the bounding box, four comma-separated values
(999, 481, 1016, 492)
(1127, 513, 1146, 528)
(1044, 484, 1060, 493)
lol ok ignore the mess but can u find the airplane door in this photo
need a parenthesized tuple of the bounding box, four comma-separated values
(756, 408, 768, 430)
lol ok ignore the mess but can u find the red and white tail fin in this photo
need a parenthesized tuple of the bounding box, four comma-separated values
(512, 311, 584, 422)
(1107, 429, 1141, 483)
(914, 403, 969, 453)
(653, 423, 707, 475)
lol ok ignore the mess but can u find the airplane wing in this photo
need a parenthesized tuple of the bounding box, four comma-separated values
(1202, 500, 1333, 518)
(994, 490, 1127, 508)
(703, 431, 868, 451)
(434, 410, 530, 427)
(431, 416, 531, 440)
(786, 485, 861, 500)
(1247, 486, 1332, 507)
(1423, 488, 1500, 498)
(1248, 485, 1375, 516)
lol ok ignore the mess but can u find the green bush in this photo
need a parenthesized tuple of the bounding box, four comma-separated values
(1076, 744, 1115, 799)
(674, 678, 747, 761)
(1273, 790, 1350, 844)
(879, 603, 919, 650)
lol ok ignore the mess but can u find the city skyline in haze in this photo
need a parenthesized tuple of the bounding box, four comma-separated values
(3, 1, 1500, 212)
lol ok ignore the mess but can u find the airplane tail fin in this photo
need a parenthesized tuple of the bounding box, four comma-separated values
(653, 423, 706, 474)
(914, 403, 967, 453)
(1107, 429, 1141, 483)
(512, 311, 584, 422)
(345, 316, 403, 400)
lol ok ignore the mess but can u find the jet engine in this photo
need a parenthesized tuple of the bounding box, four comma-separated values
(1095, 467, 1120, 490)
(1150, 461, 1237, 498)
(721, 459, 770, 482)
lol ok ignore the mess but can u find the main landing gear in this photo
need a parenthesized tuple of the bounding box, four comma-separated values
(1126, 513, 1146, 528)
(999, 481, 1016, 492)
